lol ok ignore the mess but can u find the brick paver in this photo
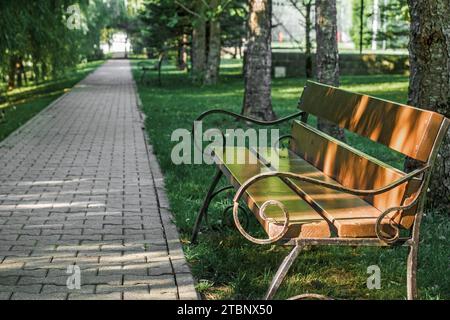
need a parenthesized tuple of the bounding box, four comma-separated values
(0, 60, 197, 300)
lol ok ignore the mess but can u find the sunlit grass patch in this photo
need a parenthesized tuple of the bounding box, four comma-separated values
(0, 60, 104, 142)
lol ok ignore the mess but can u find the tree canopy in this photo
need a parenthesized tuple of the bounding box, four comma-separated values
(0, 0, 142, 89)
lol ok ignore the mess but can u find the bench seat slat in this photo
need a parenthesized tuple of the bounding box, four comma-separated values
(215, 147, 395, 239)
(258, 148, 395, 238)
(215, 147, 331, 239)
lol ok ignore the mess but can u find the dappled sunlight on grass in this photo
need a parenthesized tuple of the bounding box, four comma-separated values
(1, 61, 105, 109)
(0, 60, 104, 142)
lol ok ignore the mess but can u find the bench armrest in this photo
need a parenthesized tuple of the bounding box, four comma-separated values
(193, 109, 305, 132)
(232, 165, 430, 245)
(374, 181, 426, 244)
(191, 109, 305, 159)
(233, 165, 429, 200)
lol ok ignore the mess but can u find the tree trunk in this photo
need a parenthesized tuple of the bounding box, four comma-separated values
(41, 62, 48, 80)
(381, 0, 388, 50)
(407, 0, 450, 211)
(124, 33, 129, 59)
(242, 0, 276, 121)
(238, 40, 242, 59)
(360, 0, 364, 54)
(315, 0, 345, 140)
(305, 0, 313, 78)
(17, 57, 24, 88)
(33, 61, 40, 84)
(8, 56, 17, 90)
(157, 52, 164, 87)
(177, 34, 188, 71)
(191, 5, 207, 84)
(371, 0, 379, 51)
(204, 4, 221, 86)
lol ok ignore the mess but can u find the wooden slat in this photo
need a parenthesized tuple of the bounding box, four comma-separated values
(289, 121, 420, 229)
(258, 148, 396, 238)
(298, 81, 445, 162)
(214, 147, 331, 239)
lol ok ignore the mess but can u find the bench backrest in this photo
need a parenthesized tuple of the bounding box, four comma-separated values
(293, 81, 449, 228)
(298, 81, 444, 163)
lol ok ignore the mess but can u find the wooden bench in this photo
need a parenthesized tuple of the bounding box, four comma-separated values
(138, 56, 165, 86)
(191, 81, 449, 300)
(137, 61, 154, 84)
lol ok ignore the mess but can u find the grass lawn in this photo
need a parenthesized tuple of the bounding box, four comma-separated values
(0, 60, 104, 142)
(133, 59, 449, 300)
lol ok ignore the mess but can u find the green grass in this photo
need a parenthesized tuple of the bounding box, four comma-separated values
(0, 60, 104, 142)
(133, 59, 449, 300)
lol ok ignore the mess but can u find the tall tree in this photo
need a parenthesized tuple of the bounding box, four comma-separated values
(177, 34, 189, 70)
(407, 0, 450, 210)
(191, 1, 207, 83)
(140, 0, 190, 77)
(378, 0, 409, 50)
(289, 0, 314, 78)
(351, 0, 369, 53)
(221, 0, 247, 59)
(371, 0, 380, 51)
(315, 0, 345, 140)
(204, 0, 222, 85)
(177, 0, 228, 85)
(242, 0, 276, 121)
(0, 0, 121, 90)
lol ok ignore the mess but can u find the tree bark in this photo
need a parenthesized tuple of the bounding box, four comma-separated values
(315, 0, 345, 140)
(8, 56, 17, 90)
(157, 52, 164, 87)
(17, 57, 24, 88)
(360, 0, 364, 54)
(242, 0, 276, 121)
(371, 0, 379, 51)
(407, 0, 450, 211)
(41, 62, 48, 80)
(177, 34, 188, 71)
(204, 3, 221, 86)
(33, 60, 40, 84)
(191, 3, 207, 84)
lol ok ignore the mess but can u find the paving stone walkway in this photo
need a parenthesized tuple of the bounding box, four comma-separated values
(0, 60, 197, 300)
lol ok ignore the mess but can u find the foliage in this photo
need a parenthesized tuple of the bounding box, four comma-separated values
(139, 0, 191, 56)
(220, 0, 247, 50)
(351, 0, 409, 51)
(0, 0, 87, 82)
(378, 0, 409, 49)
(137, 0, 247, 73)
(0, 0, 138, 91)
(0, 60, 104, 142)
(350, 0, 374, 50)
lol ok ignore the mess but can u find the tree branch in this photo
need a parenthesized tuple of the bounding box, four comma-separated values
(175, 0, 202, 19)
(288, 0, 306, 18)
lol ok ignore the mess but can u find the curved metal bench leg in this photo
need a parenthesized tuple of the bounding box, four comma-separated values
(265, 245, 303, 300)
(407, 243, 419, 300)
(191, 170, 223, 244)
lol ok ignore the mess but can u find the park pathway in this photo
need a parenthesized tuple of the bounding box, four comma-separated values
(0, 60, 197, 300)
